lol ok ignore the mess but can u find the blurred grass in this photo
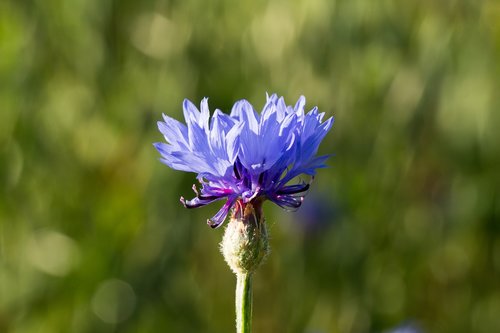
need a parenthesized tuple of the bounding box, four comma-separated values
(1, 0, 500, 332)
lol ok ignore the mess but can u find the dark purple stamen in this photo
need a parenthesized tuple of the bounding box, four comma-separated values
(276, 183, 310, 195)
(234, 162, 241, 180)
(258, 172, 265, 186)
(233, 158, 245, 181)
(271, 195, 303, 209)
(243, 173, 251, 189)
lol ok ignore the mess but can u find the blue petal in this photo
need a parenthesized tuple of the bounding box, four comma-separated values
(182, 99, 201, 129)
(237, 123, 261, 172)
(199, 98, 210, 130)
(294, 96, 306, 114)
(212, 109, 237, 131)
(266, 93, 278, 103)
(188, 119, 208, 151)
(230, 100, 259, 133)
(300, 116, 334, 162)
(154, 142, 213, 174)
(209, 110, 227, 157)
(259, 118, 291, 171)
(158, 115, 189, 149)
(226, 122, 243, 163)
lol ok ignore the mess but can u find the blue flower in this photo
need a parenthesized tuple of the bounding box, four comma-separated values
(154, 94, 334, 228)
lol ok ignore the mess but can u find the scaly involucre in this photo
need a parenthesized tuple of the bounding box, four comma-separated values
(154, 94, 334, 228)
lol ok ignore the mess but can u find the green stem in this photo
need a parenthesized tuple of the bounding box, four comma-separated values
(236, 272, 253, 333)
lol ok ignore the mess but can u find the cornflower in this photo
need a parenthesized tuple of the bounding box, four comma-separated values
(154, 93, 333, 333)
(154, 94, 333, 227)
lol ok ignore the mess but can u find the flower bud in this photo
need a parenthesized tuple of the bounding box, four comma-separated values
(221, 200, 269, 275)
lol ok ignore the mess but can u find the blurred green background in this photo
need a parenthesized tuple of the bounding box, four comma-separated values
(1, 0, 500, 332)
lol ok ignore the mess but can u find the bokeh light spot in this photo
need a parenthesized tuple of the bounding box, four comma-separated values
(26, 229, 80, 277)
(91, 279, 137, 324)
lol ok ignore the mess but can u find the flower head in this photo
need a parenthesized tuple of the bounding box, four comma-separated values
(154, 94, 334, 228)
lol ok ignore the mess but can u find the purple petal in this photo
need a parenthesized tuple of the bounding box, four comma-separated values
(181, 195, 222, 208)
(208, 196, 237, 228)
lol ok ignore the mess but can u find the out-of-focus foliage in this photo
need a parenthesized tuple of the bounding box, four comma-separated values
(1, 0, 499, 332)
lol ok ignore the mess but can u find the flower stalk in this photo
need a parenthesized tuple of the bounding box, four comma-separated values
(221, 200, 269, 333)
(236, 272, 252, 333)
